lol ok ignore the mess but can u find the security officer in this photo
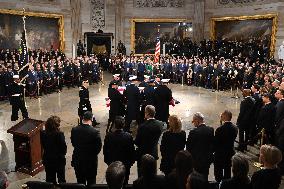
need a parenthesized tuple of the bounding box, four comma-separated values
(9, 75, 29, 121)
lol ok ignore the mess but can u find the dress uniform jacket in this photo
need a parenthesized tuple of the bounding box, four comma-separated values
(78, 86, 92, 117)
(154, 85, 172, 123)
(108, 87, 125, 120)
(257, 103, 276, 132)
(124, 83, 141, 120)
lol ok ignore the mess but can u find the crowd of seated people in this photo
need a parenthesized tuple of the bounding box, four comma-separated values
(6, 106, 280, 189)
(1, 37, 283, 102)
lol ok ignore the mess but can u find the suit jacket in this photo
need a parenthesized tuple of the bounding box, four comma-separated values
(251, 168, 281, 189)
(40, 131, 67, 166)
(160, 130, 186, 174)
(237, 96, 255, 129)
(103, 129, 135, 167)
(186, 124, 214, 167)
(71, 124, 102, 167)
(154, 85, 172, 123)
(257, 102, 276, 131)
(214, 122, 238, 163)
(135, 119, 163, 159)
(220, 177, 251, 189)
(252, 92, 263, 122)
(275, 99, 284, 129)
(133, 175, 166, 189)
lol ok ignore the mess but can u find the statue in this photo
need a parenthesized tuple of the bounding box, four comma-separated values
(117, 40, 126, 55)
(278, 41, 284, 62)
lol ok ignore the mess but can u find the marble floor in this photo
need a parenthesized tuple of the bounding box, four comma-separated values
(0, 73, 283, 188)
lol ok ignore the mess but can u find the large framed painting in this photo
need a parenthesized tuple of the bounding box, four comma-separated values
(210, 14, 278, 57)
(0, 9, 64, 51)
(131, 19, 192, 55)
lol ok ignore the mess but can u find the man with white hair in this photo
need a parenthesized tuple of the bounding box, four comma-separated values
(278, 41, 284, 62)
(186, 112, 214, 179)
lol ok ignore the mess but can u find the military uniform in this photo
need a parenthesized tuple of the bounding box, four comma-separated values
(78, 85, 92, 122)
(9, 81, 29, 121)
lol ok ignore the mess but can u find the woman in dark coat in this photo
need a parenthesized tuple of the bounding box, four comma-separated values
(160, 115, 186, 175)
(40, 116, 67, 184)
(251, 145, 282, 189)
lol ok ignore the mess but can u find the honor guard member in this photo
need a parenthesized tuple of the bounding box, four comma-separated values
(138, 75, 150, 88)
(109, 74, 122, 88)
(106, 81, 125, 133)
(78, 79, 92, 123)
(124, 76, 141, 132)
(154, 79, 172, 123)
(9, 75, 29, 121)
(140, 79, 156, 122)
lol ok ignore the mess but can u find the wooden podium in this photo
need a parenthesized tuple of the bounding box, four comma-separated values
(7, 119, 45, 176)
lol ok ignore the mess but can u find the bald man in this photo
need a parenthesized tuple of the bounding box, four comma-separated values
(236, 89, 255, 152)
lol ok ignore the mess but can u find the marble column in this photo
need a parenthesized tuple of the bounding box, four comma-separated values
(193, 0, 205, 42)
(115, 0, 125, 53)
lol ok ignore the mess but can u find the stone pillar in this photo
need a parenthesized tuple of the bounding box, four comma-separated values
(193, 0, 205, 42)
(70, 0, 82, 57)
(115, 0, 125, 53)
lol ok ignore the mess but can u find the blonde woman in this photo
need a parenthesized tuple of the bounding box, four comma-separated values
(160, 115, 186, 175)
(251, 145, 282, 189)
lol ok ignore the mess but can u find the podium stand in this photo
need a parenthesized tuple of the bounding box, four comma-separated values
(7, 119, 45, 176)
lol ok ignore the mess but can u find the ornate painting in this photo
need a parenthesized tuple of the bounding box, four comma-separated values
(211, 14, 278, 56)
(0, 9, 64, 51)
(131, 19, 192, 55)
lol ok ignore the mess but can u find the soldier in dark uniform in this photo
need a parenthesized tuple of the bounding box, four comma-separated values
(64, 61, 74, 88)
(107, 81, 125, 133)
(138, 75, 149, 88)
(123, 76, 141, 132)
(154, 79, 172, 123)
(0, 66, 7, 100)
(9, 75, 29, 121)
(78, 79, 92, 123)
(26, 65, 38, 97)
(56, 62, 64, 92)
(35, 64, 43, 96)
(140, 79, 156, 122)
(43, 67, 52, 94)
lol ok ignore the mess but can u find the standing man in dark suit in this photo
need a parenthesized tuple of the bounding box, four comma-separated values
(71, 111, 102, 186)
(135, 105, 163, 177)
(124, 76, 141, 132)
(275, 89, 284, 130)
(103, 116, 135, 185)
(9, 75, 29, 121)
(214, 110, 238, 182)
(154, 79, 172, 123)
(250, 84, 263, 144)
(236, 89, 255, 152)
(186, 112, 214, 179)
(257, 93, 276, 144)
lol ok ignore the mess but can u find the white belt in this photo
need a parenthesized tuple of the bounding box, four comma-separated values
(12, 94, 21, 97)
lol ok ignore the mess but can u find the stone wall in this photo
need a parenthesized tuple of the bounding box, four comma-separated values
(0, 0, 74, 57)
(81, 0, 194, 55)
(204, 0, 284, 58)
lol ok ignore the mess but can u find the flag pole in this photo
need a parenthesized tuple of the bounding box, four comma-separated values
(19, 8, 29, 73)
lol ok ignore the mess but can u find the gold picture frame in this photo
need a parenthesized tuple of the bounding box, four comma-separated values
(0, 8, 65, 51)
(210, 14, 278, 57)
(131, 18, 190, 55)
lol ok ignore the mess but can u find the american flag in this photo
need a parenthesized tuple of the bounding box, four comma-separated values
(19, 30, 29, 78)
(154, 28, 160, 63)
